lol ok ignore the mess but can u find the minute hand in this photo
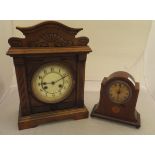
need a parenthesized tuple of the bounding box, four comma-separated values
(54, 75, 69, 84)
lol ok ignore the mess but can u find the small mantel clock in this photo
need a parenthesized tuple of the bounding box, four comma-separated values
(91, 71, 141, 128)
(7, 21, 92, 130)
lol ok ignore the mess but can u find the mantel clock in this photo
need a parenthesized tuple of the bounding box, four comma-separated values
(91, 71, 141, 128)
(7, 21, 92, 130)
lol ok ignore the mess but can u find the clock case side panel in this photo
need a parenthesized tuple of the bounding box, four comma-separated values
(76, 53, 87, 107)
(13, 57, 31, 116)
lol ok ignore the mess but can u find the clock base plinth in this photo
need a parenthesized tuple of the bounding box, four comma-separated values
(18, 106, 89, 130)
(91, 104, 141, 128)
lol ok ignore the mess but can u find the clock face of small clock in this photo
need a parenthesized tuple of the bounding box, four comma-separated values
(108, 80, 132, 104)
(31, 63, 74, 104)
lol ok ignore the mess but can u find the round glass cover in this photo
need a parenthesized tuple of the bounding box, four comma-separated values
(108, 80, 132, 104)
(31, 63, 74, 104)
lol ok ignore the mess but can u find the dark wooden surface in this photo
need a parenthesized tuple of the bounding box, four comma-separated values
(7, 21, 92, 130)
(91, 71, 141, 128)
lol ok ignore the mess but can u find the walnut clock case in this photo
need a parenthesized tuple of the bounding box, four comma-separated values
(7, 21, 92, 130)
(91, 71, 141, 128)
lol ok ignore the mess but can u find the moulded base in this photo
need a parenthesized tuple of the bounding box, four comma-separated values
(18, 106, 89, 130)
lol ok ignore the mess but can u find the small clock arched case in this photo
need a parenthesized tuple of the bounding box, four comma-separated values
(91, 71, 141, 128)
(7, 21, 92, 130)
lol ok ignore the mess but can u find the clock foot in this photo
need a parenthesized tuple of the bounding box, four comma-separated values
(18, 106, 89, 130)
(18, 122, 38, 130)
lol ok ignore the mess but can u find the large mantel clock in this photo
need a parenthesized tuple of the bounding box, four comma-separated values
(7, 21, 92, 130)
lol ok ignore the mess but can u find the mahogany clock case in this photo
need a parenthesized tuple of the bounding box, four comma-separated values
(7, 21, 92, 130)
(91, 71, 141, 128)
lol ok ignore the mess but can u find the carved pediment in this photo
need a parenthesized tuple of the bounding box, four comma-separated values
(8, 21, 89, 48)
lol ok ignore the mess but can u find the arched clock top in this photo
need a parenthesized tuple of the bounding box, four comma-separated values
(107, 71, 136, 88)
(108, 71, 135, 82)
(8, 21, 89, 48)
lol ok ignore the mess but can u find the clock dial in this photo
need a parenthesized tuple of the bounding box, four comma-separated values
(108, 80, 131, 104)
(32, 63, 74, 103)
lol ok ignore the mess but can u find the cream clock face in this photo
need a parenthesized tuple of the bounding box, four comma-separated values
(108, 80, 132, 104)
(31, 63, 74, 103)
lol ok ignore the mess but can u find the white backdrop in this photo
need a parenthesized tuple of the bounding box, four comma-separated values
(0, 21, 13, 103)
(144, 21, 155, 102)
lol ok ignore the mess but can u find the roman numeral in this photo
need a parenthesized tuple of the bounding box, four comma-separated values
(51, 67, 54, 72)
(44, 70, 47, 74)
(39, 76, 42, 79)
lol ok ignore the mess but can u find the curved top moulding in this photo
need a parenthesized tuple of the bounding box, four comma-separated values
(17, 21, 83, 35)
(8, 21, 89, 48)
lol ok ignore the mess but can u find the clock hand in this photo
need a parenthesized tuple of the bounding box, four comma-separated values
(42, 82, 52, 85)
(54, 75, 69, 84)
(41, 75, 68, 86)
(117, 92, 120, 102)
(117, 85, 121, 102)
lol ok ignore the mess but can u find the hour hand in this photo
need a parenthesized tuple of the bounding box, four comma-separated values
(41, 82, 53, 85)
